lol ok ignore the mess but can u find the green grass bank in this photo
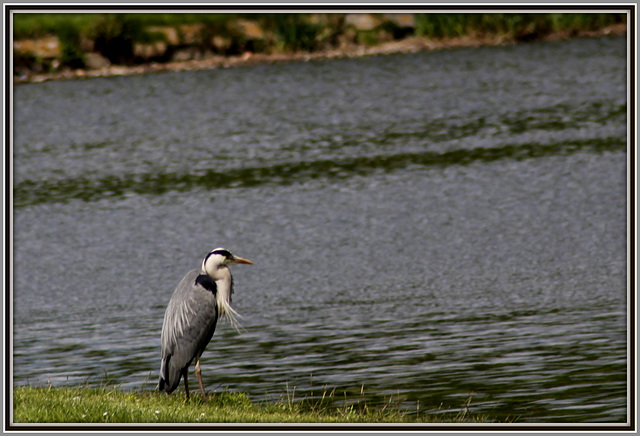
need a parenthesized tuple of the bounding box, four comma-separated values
(13, 12, 626, 82)
(12, 385, 493, 424)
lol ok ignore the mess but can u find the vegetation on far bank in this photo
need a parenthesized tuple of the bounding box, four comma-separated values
(12, 384, 496, 424)
(12, 12, 626, 82)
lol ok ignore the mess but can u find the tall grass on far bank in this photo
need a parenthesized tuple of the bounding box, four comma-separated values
(12, 384, 494, 424)
(12, 12, 626, 73)
(413, 12, 624, 41)
(12, 13, 238, 40)
(14, 12, 625, 42)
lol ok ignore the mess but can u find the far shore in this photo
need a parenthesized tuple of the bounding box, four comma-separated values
(13, 23, 626, 85)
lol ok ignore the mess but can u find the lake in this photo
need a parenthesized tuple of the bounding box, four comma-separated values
(12, 36, 628, 423)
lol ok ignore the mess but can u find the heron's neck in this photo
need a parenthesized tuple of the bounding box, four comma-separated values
(209, 266, 232, 304)
(206, 266, 241, 330)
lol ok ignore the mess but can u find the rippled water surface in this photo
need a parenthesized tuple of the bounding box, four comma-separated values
(12, 36, 628, 423)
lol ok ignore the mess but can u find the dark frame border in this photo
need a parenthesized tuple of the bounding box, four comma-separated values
(4, 3, 636, 433)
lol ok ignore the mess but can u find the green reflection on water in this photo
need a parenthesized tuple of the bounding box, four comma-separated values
(14, 137, 626, 208)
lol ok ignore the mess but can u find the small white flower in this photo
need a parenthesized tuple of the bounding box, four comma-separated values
(155, 410, 160, 415)
(103, 411, 108, 416)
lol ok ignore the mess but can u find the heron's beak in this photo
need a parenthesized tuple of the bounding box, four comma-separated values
(233, 255, 254, 265)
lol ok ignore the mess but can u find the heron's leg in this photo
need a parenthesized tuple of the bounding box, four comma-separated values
(195, 355, 206, 397)
(182, 368, 190, 400)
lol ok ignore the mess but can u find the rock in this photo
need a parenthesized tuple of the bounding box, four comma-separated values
(179, 24, 205, 44)
(84, 52, 111, 69)
(147, 26, 180, 46)
(13, 36, 61, 58)
(345, 14, 382, 31)
(133, 41, 168, 60)
(234, 19, 265, 40)
(211, 35, 232, 52)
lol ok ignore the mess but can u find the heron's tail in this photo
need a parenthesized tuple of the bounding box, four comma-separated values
(157, 354, 181, 394)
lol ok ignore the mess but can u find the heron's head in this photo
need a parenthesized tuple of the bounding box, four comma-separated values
(202, 247, 253, 275)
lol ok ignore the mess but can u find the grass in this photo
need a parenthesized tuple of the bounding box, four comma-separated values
(12, 384, 492, 424)
(14, 12, 625, 41)
(413, 12, 625, 40)
(13, 12, 626, 61)
(12, 13, 237, 40)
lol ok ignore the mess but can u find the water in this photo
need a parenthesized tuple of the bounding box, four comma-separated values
(12, 36, 628, 423)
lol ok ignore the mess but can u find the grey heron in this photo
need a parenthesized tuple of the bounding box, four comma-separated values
(157, 248, 253, 399)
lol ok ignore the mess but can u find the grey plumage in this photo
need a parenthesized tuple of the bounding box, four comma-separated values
(157, 248, 253, 398)
(158, 270, 218, 394)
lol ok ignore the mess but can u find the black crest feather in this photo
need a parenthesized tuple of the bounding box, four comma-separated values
(211, 249, 232, 258)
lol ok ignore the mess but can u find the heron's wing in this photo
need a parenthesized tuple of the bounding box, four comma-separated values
(159, 270, 219, 385)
